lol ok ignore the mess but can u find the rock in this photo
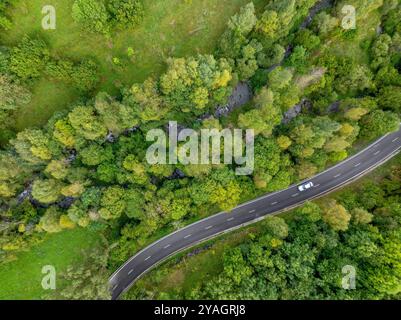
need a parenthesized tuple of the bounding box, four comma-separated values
(214, 82, 252, 118)
(300, 0, 335, 30)
(58, 197, 76, 209)
(67, 149, 77, 163)
(124, 126, 140, 136)
(327, 101, 341, 113)
(17, 186, 32, 204)
(282, 99, 312, 124)
(168, 169, 186, 180)
(106, 132, 116, 143)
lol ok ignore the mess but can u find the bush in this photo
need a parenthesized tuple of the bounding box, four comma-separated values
(10, 36, 49, 80)
(107, 0, 144, 28)
(0, 46, 10, 73)
(45, 59, 75, 82)
(70, 59, 99, 92)
(0, 16, 12, 31)
(72, 0, 110, 35)
(45, 58, 99, 92)
(0, 0, 14, 31)
(72, 0, 144, 34)
(0, 75, 31, 129)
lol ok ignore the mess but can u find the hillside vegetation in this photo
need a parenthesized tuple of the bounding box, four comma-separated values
(1, 0, 401, 299)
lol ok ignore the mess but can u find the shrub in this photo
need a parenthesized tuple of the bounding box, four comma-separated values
(107, 0, 144, 28)
(72, 0, 110, 35)
(45, 59, 75, 82)
(0, 75, 31, 128)
(72, 0, 144, 34)
(45, 58, 99, 91)
(10, 36, 49, 80)
(70, 59, 100, 92)
(0, 0, 14, 31)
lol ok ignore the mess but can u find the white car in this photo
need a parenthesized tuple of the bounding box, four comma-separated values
(298, 181, 314, 192)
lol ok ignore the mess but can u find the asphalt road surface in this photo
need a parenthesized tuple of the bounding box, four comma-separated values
(109, 128, 401, 300)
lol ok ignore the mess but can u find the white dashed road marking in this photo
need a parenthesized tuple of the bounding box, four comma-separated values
(227, 217, 235, 222)
(292, 193, 299, 197)
(128, 269, 134, 275)
(314, 184, 320, 187)
(112, 285, 118, 291)
(184, 234, 192, 239)
(145, 256, 151, 261)
(354, 163, 361, 167)
(249, 210, 256, 213)
(334, 173, 342, 178)
(271, 202, 278, 205)
(374, 151, 381, 155)
(205, 225, 213, 230)
(393, 138, 399, 143)
(164, 244, 171, 249)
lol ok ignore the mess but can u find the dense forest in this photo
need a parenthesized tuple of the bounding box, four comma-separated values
(127, 157, 401, 299)
(1, 0, 401, 299)
(188, 169, 401, 300)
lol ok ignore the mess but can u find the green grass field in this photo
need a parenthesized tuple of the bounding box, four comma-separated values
(322, 9, 381, 66)
(1, 0, 265, 132)
(0, 228, 101, 300)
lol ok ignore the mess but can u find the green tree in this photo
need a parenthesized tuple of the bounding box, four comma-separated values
(321, 199, 351, 231)
(324, 136, 351, 153)
(313, 12, 339, 36)
(359, 110, 400, 140)
(257, 44, 285, 69)
(124, 78, 168, 122)
(227, 2, 257, 36)
(124, 189, 145, 219)
(68, 106, 108, 141)
(31, 179, 62, 204)
(294, 29, 321, 52)
(12, 129, 52, 164)
(378, 86, 401, 113)
(255, 10, 279, 39)
(267, 67, 293, 91)
(45, 160, 69, 180)
(238, 88, 282, 137)
(160, 55, 232, 113)
(351, 208, 373, 225)
(95, 93, 138, 134)
(38, 207, 63, 233)
(99, 186, 126, 220)
(370, 34, 393, 70)
(0, 152, 25, 198)
(263, 216, 289, 239)
(53, 119, 77, 148)
(223, 247, 253, 285)
(80, 144, 113, 166)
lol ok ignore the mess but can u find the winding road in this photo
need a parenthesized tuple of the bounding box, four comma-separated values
(109, 127, 401, 300)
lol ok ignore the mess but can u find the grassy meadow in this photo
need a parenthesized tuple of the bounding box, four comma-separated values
(0, 228, 101, 300)
(1, 0, 265, 131)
